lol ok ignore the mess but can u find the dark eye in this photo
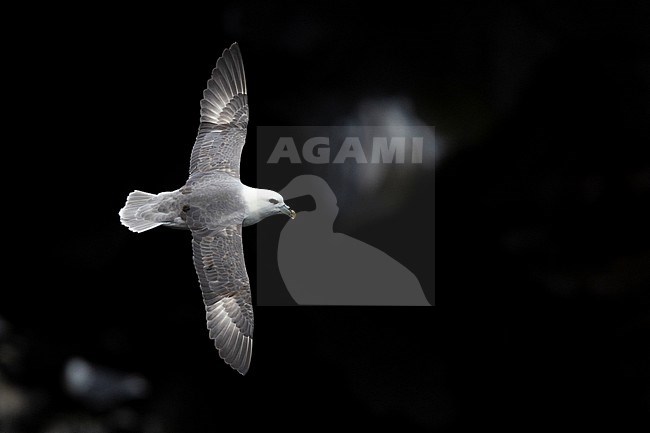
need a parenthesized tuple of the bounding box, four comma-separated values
(269, 198, 279, 204)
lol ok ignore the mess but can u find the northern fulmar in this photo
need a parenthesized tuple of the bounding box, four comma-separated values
(119, 43, 295, 375)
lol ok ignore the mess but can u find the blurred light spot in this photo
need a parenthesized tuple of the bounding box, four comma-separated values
(330, 98, 438, 226)
(343, 98, 437, 194)
(0, 376, 28, 422)
(65, 358, 93, 394)
(64, 357, 149, 409)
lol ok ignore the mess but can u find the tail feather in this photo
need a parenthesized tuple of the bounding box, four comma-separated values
(119, 190, 162, 233)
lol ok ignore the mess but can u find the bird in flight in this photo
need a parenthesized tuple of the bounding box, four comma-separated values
(119, 43, 295, 375)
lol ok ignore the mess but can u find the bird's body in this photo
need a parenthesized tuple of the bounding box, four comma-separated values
(119, 43, 294, 375)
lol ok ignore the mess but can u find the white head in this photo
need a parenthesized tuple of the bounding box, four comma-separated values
(242, 187, 296, 226)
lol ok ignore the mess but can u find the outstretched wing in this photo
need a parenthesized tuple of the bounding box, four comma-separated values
(189, 43, 248, 177)
(191, 225, 253, 375)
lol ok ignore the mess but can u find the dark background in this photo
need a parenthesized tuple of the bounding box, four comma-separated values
(3, 2, 650, 431)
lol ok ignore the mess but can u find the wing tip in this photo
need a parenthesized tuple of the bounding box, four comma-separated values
(220, 351, 251, 376)
(198, 42, 247, 126)
(213, 332, 252, 375)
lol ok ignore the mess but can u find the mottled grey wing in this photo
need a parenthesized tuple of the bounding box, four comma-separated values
(189, 43, 248, 177)
(191, 225, 253, 375)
